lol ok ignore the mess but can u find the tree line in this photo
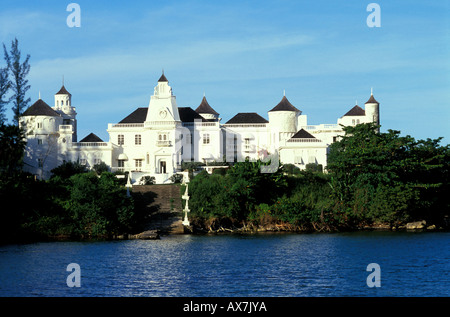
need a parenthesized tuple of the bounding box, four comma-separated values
(187, 123, 450, 232)
(0, 39, 141, 243)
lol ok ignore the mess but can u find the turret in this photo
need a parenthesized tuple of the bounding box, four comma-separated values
(268, 95, 301, 135)
(364, 88, 380, 131)
(53, 83, 77, 141)
(195, 95, 219, 121)
(145, 72, 180, 122)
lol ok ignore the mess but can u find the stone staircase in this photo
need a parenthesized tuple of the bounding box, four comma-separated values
(131, 184, 184, 234)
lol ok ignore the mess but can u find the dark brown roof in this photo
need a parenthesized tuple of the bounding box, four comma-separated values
(158, 73, 168, 82)
(195, 96, 219, 115)
(291, 128, 316, 139)
(79, 133, 103, 142)
(118, 106, 209, 123)
(56, 85, 71, 95)
(179, 107, 207, 122)
(225, 112, 268, 124)
(343, 105, 366, 117)
(119, 108, 148, 123)
(269, 96, 300, 112)
(22, 99, 61, 117)
(365, 94, 379, 104)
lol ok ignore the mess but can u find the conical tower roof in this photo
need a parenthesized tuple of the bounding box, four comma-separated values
(269, 96, 300, 112)
(195, 96, 219, 115)
(56, 85, 71, 95)
(22, 99, 61, 117)
(158, 72, 168, 82)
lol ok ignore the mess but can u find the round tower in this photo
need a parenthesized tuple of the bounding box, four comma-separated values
(195, 95, 219, 121)
(268, 95, 301, 135)
(54, 84, 77, 141)
(364, 89, 380, 130)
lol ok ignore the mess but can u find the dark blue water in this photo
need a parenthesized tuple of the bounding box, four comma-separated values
(0, 232, 448, 296)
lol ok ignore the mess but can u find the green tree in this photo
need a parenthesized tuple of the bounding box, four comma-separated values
(3, 38, 31, 126)
(0, 123, 26, 176)
(327, 122, 449, 226)
(50, 161, 87, 179)
(0, 66, 10, 124)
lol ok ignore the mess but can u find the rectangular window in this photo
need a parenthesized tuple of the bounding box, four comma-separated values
(118, 160, 124, 168)
(94, 158, 102, 165)
(135, 159, 142, 171)
(38, 158, 43, 168)
(135, 134, 141, 145)
(37, 122, 43, 129)
(203, 133, 210, 145)
(80, 159, 87, 166)
(37, 139, 43, 145)
(244, 138, 250, 151)
(118, 134, 124, 145)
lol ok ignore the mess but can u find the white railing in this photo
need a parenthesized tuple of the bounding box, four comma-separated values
(145, 121, 180, 127)
(183, 122, 218, 127)
(59, 125, 73, 131)
(111, 123, 144, 128)
(156, 140, 171, 147)
(287, 138, 322, 143)
(73, 142, 109, 147)
(303, 124, 340, 131)
(223, 123, 267, 128)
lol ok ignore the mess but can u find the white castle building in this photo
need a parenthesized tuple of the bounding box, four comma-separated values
(20, 72, 380, 183)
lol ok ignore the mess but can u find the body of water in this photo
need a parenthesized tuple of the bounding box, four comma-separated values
(0, 231, 448, 296)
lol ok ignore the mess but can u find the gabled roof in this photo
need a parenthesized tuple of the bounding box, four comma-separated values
(225, 112, 269, 124)
(179, 107, 207, 122)
(118, 108, 148, 123)
(365, 94, 379, 104)
(79, 133, 103, 142)
(342, 105, 365, 117)
(291, 128, 316, 139)
(22, 99, 61, 117)
(56, 85, 71, 95)
(269, 96, 300, 112)
(195, 96, 219, 115)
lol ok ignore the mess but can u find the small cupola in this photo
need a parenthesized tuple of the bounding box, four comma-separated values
(195, 95, 219, 121)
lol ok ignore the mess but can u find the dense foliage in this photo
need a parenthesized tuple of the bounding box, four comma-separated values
(0, 133, 138, 242)
(188, 123, 450, 232)
(327, 123, 449, 228)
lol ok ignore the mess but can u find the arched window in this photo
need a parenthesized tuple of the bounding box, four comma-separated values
(61, 100, 63, 106)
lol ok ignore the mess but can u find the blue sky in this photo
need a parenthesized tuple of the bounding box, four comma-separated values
(1, 0, 449, 143)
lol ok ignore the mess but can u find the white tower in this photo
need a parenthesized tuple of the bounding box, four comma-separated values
(364, 88, 380, 131)
(145, 72, 180, 122)
(195, 95, 220, 121)
(268, 95, 301, 144)
(53, 83, 77, 141)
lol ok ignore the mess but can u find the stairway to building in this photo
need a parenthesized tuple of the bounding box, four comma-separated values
(131, 184, 184, 234)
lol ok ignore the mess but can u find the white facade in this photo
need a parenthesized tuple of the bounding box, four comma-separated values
(20, 73, 380, 183)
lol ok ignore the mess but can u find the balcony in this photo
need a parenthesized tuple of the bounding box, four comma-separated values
(73, 142, 109, 147)
(58, 125, 73, 132)
(156, 140, 171, 147)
